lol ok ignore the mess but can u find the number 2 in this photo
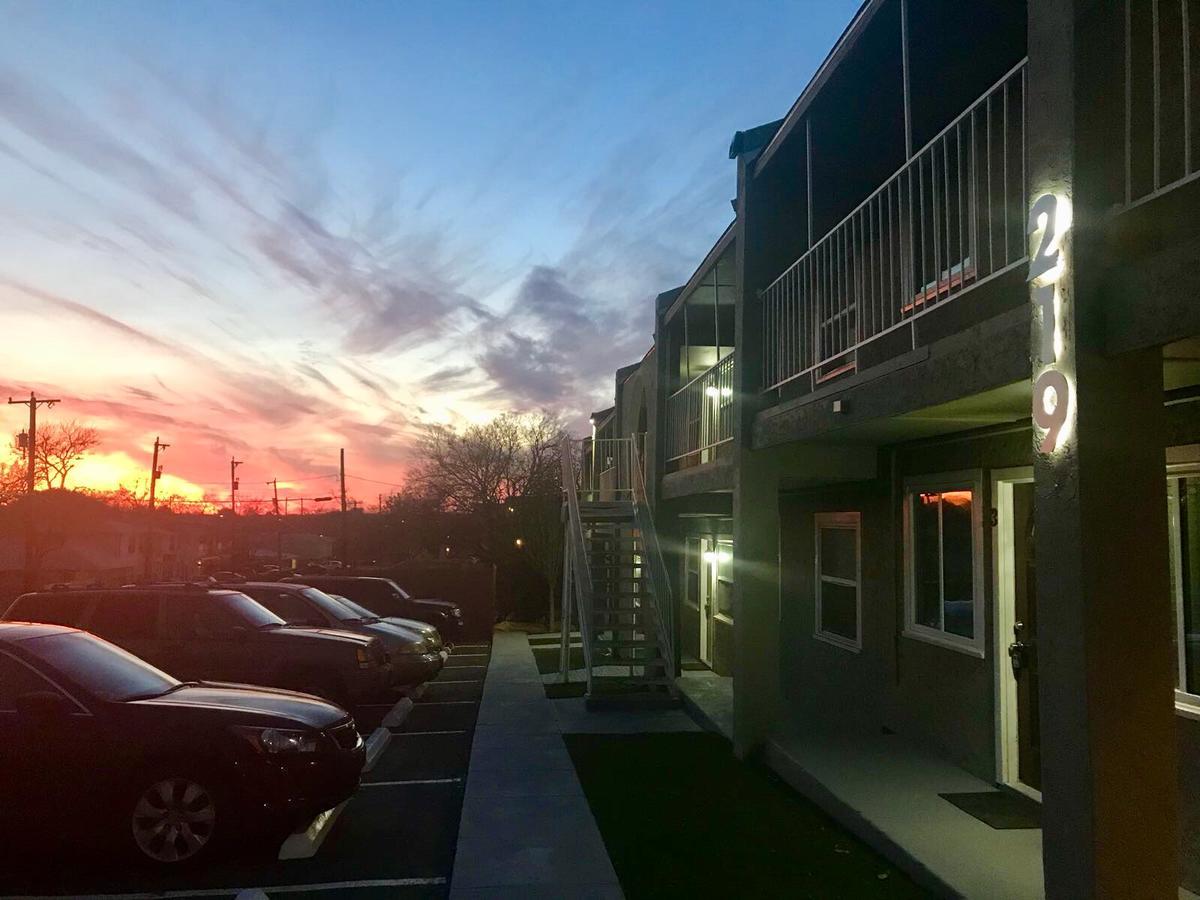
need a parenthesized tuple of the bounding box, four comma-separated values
(1027, 193, 1060, 283)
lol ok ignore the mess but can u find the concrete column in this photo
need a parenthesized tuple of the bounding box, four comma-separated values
(731, 146, 785, 757)
(1029, 3, 1179, 896)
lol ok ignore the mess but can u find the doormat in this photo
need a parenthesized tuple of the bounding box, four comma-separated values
(939, 791, 1042, 830)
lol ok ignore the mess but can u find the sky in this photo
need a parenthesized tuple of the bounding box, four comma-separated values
(0, 0, 861, 507)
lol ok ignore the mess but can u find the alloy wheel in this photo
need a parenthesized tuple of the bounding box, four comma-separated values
(130, 777, 217, 863)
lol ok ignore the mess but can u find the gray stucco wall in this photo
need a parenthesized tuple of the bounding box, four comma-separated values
(777, 428, 1033, 782)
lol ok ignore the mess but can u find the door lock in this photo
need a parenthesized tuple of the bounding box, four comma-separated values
(1008, 620, 1028, 675)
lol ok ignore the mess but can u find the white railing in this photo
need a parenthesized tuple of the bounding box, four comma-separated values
(630, 434, 675, 675)
(1124, 0, 1199, 204)
(666, 353, 735, 461)
(761, 61, 1028, 393)
(560, 436, 595, 692)
(582, 437, 635, 501)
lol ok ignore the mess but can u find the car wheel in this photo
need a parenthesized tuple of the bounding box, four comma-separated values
(129, 773, 220, 865)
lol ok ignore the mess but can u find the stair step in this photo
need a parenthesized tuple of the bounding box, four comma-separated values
(594, 636, 660, 647)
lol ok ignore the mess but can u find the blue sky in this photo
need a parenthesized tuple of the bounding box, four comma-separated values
(0, 0, 860, 500)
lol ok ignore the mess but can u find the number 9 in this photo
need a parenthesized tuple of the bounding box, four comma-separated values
(1033, 369, 1070, 453)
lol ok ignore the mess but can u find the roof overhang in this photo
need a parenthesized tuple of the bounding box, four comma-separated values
(752, 0, 883, 176)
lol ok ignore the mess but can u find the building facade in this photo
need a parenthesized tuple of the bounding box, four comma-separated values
(578, 1, 1200, 895)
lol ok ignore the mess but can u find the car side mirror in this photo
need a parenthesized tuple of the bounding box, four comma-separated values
(14, 691, 71, 723)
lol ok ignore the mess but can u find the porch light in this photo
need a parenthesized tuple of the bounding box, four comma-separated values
(702, 550, 732, 564)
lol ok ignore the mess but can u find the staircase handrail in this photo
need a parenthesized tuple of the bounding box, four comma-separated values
(629, 432, 675, 675)
(560, 436, 595, 685)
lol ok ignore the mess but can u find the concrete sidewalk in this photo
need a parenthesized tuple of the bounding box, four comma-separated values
(449, 631, 624, 899)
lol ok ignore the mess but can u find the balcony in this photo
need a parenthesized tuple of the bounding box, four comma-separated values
(667, 352, 734, 463)
(1125, 0, 1200, 206)
(761, 62, 1028, 394)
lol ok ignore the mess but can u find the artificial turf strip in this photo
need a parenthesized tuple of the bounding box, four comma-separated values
(563, 732, 932, 900)
(544, 681, 588, 699)
(531, 644, 587, 674)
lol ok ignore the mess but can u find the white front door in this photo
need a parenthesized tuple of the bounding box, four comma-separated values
(698, 537, 713, 666)
(993, 468, 1042, 800)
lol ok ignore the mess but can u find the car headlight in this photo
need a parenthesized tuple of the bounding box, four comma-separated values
(234, 726, 320, 754)
(394, 641, 428, 655)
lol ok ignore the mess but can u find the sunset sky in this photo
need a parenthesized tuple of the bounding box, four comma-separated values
(0, 0, 859, 506)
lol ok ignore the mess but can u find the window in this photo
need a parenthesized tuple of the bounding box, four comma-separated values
(714, 539, 734, 621)
(249, 589, 319, 625)
(0, 652, 59, 710)
(86, 594, 160, 641)
(1167, 474, 1200, 713)
(903, 474, 984, 656)
(5, 593, 92, 628)
(815, 513, 861, 651)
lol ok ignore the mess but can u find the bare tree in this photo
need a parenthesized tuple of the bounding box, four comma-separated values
(0, 458, 25, 505)
(34, 421, 100, 489)
(410, 411, 571, 623)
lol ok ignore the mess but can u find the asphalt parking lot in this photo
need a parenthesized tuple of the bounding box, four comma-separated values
(0, 643, 492, 900)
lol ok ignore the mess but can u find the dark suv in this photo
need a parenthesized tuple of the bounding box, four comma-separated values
(285, 575, 466, 640)
(2, 587, 392, 707)
(0, 623, 364, 866)
(231, 583, 447, 689)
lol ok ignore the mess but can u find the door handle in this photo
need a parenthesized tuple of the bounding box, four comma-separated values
(1007, 640, 1027, 673)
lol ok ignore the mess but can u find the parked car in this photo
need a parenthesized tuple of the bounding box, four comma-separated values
(229, 582, 447, 690)
(2, 587, 392, 707)
(0, 622, 364, 865)
(284, 575, 466, 640)
(328, 592, 445, 650)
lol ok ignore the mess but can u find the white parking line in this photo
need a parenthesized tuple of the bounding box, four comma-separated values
(448, 653, 489, 658)
(5, 878, 448, 900)
(361, 777, 463, 787)
(391, 729, 468, 735)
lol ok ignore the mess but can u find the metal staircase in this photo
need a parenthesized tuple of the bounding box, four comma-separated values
(560, 435, 677, 708)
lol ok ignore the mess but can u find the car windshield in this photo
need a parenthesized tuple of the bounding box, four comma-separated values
(329, 594, 380, 621)
(383, 580, 411, 600)
(23, 631, 179, 701)
(300, 588, 362, 623)
(218, 591, 286, 628)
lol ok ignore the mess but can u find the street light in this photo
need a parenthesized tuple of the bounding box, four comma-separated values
(514, 538, 524, 548)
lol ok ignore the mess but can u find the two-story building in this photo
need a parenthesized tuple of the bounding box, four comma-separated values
(575, 1, 1200, 896)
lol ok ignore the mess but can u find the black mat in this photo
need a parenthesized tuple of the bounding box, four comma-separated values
(939, 791, 1042, 829)
(680, 660, 710, 671)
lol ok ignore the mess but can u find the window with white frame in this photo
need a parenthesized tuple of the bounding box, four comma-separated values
(814, 512, 861, 651)
(903, 474, 984, 656)
(1166, 473, 1200, 713)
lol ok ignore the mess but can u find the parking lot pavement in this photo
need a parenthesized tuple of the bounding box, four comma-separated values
(0, 643, 492, 900)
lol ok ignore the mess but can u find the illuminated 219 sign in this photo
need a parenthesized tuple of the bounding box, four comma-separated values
(1028, 193, 1072, 453)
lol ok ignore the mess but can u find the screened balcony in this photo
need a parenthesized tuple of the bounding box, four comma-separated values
(760, 61, 1028, 394)
(666, 352, 734, 463)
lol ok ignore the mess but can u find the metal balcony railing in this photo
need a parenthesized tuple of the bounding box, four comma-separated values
(581, 437, 635, 501)
(761, 61, 1028, 393)
(1125, 0, 1199, 205)
(666, 352, 735, 461)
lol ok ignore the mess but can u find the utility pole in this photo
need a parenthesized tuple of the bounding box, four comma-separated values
(144, 436, 169, 579)
(269, 478, 282, 568)
(8, 393, 58, 591)
(229, 457, 242, 570)
(339, 448, 348, 565)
